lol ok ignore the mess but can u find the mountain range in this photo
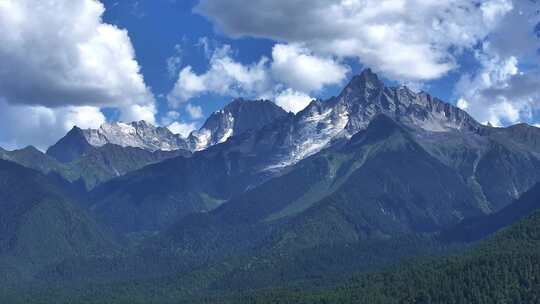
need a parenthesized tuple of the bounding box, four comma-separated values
(1, 68, 540, 303)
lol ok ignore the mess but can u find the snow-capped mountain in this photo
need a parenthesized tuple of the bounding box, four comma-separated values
(46, 99, 288, 162)
(83, 69, 540, 241)
(187, 98, 288, 151)
(47, 69, 480, 168)
(40, 67, 540, 246)
(338, 69, 480, 133)
(211, 68, 483, 171)
(81, 120, 188, 152)
(46, 121, 188, 162)
(284, 69, 480, 164)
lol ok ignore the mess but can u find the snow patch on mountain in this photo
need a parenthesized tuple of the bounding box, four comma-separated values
(188, 129, 212, 151)
(262, 69, 482, 171)
(81, 121, 187, 152)
(188, 99, 287, 151)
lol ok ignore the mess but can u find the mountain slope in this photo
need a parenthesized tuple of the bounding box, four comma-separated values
(1, 143, 189, 190)
(442, 182, 540, 242)
(46, 127, 96, 163)
(411, 125, 540, 213)
(269, 115, 481, 248)
(235, 190, 540, 304)
(69, 144, 190, 190)
(154, 115, 482, 259)
(474, 137, 540, 210)
(0, 146, 74, 178)
(10, 172, 540, 304)
(88, 140, 272, 233)
(0, 160, 118, 283)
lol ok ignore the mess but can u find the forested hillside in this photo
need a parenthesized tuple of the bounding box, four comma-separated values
(228, 208, 540, 304)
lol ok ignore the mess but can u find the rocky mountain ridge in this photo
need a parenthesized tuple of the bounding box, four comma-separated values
(187, 98, 288, 151)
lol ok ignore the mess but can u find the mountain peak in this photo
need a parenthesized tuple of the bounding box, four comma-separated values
(19, 145, 42, 153)
(359, 67, 378, 80)
(346, 68, 383, 90)
(337, 68, 385, 105)
(67, 125, 84, 134)
(46, 126, 94, 163)
(224, 97, 250, 108)
(223, 98, 277, 112)
(83, 121, 187, 152)
(129, 120, 153, 128)
(47, 120, 188, 162)
(188, 98, 287, 151)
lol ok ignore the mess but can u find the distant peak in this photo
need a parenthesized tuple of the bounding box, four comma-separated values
(344, 68, 383, 92)
(191, 98, 287, 150)
(212, 99, 286, 119)
(225, 98, 275, 110)
(86, 120, 164, 134)
(360, 67, 376, 78)
(224, 98, 250, 109)
(20, 145, 41, 153)
(358, 68, 381, 83)
(65, 125, 85, 136)
(130, 120, 153, 127)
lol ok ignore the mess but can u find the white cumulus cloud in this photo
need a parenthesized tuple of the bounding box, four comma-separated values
(167, 122, 198, 138)
(167, 42, 348, 115)
(454, 43, 540, 126)
(275, 89, 314, 114)
(0, 0, 157, 148)
(196, 0, 513, 82)
(271, 44, 349, 92)
(186, 104, 204, 119)
(0, 0, 154, 109)
(0, 99, 105, 150)
(160, 111, 181, 127)
(167, 45, 270, 107)
(120, 104, 157, 124)
(452, 0, 540, 127)
(161, 110, 199, 138)
(167, 44, 184, 77)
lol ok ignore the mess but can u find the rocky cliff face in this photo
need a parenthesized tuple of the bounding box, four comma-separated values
(187, 99, 288, 151)
(47, 121, 188, 163)
(81, 121, 188, 152)
(47, 99, 288, 160)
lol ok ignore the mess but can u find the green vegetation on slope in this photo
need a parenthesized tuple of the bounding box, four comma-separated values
(228, 205, 540, 304)
(0, 144, 188, 190)
(4, 201, 539, 304)
(0, 160, 119, 284)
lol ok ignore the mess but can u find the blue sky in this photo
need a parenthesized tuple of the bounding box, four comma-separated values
(0, 0, 539, 149)
(100, 0, 278, 121)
